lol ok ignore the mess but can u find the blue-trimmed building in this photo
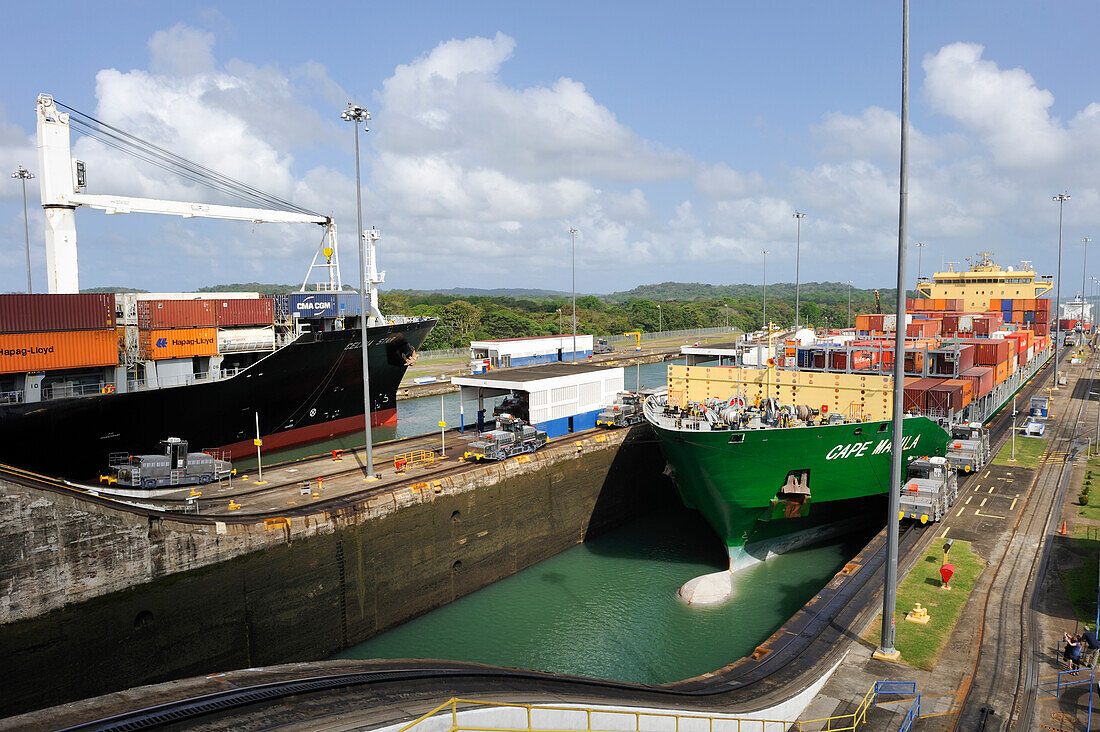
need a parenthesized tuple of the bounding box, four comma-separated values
(470, 335, 594, 369)
(453, 362, 624, 439)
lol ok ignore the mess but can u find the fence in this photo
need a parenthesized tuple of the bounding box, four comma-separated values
(417, 326, 738, 361)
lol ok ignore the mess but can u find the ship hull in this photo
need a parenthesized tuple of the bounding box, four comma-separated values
(0, 319, 435, 479)
(650, 416, 950, 557)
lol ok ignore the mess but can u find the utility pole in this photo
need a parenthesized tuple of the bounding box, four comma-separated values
(1083, 237, 1092, 314)
(569, 226, 578, 360)
(762, 249, 769, 331)
(847, 280, 853, 329)
(793, 212, 807, 330)
(1054, 192, 1071, 390)
(11, 166, 35, 293)
(341, 103, 376, 477)
(915, 241, 926, 289)
(877, 0, 909, 662)
(1012, 398, 1017, 461)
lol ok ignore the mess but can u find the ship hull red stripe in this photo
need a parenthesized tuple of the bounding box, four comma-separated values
(216, 407, 398, 458)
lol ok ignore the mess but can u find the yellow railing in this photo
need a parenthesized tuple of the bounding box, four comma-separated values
(393, 685, 878, 732)
(394, 450, 437, 469)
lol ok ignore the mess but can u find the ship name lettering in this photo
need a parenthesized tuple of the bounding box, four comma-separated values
(826, 440, 874, 460)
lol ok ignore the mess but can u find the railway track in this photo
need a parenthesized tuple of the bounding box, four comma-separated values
(950, 347, 1091, 730)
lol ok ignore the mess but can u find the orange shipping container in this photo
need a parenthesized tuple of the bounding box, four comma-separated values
(990, 298, 1001, 310)
(142, 327, 218, 360)
(0, 330, 118, 374)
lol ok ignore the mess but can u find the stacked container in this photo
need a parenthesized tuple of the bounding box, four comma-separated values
(0, 294, 118, 374)
(214, 297, 276, 354)
(136, 300, 217, 360)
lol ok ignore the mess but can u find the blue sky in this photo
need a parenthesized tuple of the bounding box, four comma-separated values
(2, 1, 1098, 295)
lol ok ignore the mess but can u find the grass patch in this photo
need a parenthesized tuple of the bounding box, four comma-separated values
(991, 435, 1048, 469)
(1061, 558, 1100, 626)
(863, 540, 984, 670)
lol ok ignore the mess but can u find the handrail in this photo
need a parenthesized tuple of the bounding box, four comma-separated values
(391, 684, 880, 732)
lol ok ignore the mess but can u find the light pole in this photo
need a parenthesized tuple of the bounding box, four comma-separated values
(762, 249, 769, 331)
(341, 103, 375, 476)
(915, 241, 926, 289)
(1054, 192, 1071, 389)
(657, 304, 662, 335)
(556, 308, 562, 336)
(1083, 236, 1092, 313)
(569, 226, 578, 360)
(724, 304, 729, 329)
(11, 166, 35, 293)
(793, 212, 807, 330)
(847, 280, 853, 329)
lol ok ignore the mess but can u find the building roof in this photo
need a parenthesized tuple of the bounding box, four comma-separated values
(452, 362, 614, 386)
(470, 334, 591, 344)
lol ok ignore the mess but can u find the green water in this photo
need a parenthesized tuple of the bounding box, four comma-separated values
(238, 360, 679, 469)
(333, 504, 875, 684)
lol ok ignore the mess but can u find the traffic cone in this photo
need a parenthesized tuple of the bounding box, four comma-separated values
(1061, 520, 1068, 535)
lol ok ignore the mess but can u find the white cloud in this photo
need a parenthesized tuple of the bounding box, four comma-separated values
(923, 42, 1067, 169)
(147, 24, 217, 77)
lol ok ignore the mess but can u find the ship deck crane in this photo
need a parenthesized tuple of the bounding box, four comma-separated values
(34, 94, 385, 323)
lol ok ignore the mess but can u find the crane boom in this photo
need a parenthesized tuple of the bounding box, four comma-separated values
(35, 93, 344, 296)
(68, 192, 329, 226)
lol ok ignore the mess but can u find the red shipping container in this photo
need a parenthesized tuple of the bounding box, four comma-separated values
(1036, 299, 1051, 312)
(927, 379, 971, 412)
(0, 294, 116, 334)
(903, 377, 940, 412)
(1012, 310, 1024, 323)
(137, 300, 217, 330)
(941, 314, 960, 334)
(214, 298, 274, 327)
(868, 314, 885, 331)
(1035, 321, 1050, 337)
(959, 366, 994, 397)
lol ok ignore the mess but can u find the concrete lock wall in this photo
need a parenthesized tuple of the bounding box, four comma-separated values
(0, 425, 672, 717)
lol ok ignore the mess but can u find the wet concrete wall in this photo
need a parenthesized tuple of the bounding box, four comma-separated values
(0, 425, 672, 716)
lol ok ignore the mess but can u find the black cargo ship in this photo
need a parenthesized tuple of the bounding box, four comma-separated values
(0, 318, 436, 480)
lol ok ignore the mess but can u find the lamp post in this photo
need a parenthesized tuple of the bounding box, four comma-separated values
(762, 249, 769, 331)
(657, 304, 662, 335)
(341, 103, 375, 476)
(847, 280, 853, 329)
(793, 212, 807, 330)
(569, 226, 578, 360)
(724, 304, 729, 329)
(1054, 192, 1071, 389)
(556, 307, 562, 336)
(1083, 237, 1092, 315)
(915, 241, 926, 289)
(11, 166, 35, 293)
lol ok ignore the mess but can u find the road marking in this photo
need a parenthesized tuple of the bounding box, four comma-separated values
(966, 496, 973, 505)
(957, 506, 966, 517)
(940, 527, 950, 539)
(1010, 497, 1018, 511)
(975, 510, 1006, 519)
(989, 486, 995, 494)
(980, 498, 988, 507)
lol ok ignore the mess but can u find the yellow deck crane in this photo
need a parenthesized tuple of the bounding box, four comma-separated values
(624, 331, 642, 351)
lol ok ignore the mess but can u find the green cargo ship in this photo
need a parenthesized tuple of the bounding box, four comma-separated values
(646, 406, 950, 570)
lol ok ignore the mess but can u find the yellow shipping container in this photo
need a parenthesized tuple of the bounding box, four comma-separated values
(142, 327, 218, 360)
(0, 330, 118, 374)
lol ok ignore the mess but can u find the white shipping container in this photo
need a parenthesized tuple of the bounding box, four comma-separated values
(217, 326, 276, 354)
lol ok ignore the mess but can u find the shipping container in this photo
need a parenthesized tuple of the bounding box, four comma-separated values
(927, 379, 971, 412)
(1035, 321, 1050, 337)
(214, 298, 274, 327)
(217, 326, 276, 354)
(1012, 310, 1024, 324)
(137, 300, 216, 330)
(0, 294, 116, 334)
(288, 292, 364, 319)
(989, 298, 1001, 311)
(141, 327, 218, 360)
(959, 365, 995, 398)
(1036, 298, 1052, 312)
(855, 314, 872, 332)
(1001, 299, 1013, 312)
(903, 377, 940, 412)
(995, 360, 1010, 384)
(0, 329, 118, 374)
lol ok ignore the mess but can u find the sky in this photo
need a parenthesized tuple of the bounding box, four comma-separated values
(1, 1, 1098, 296)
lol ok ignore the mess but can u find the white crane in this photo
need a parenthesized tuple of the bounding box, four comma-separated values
(34, 93, 385, 322)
